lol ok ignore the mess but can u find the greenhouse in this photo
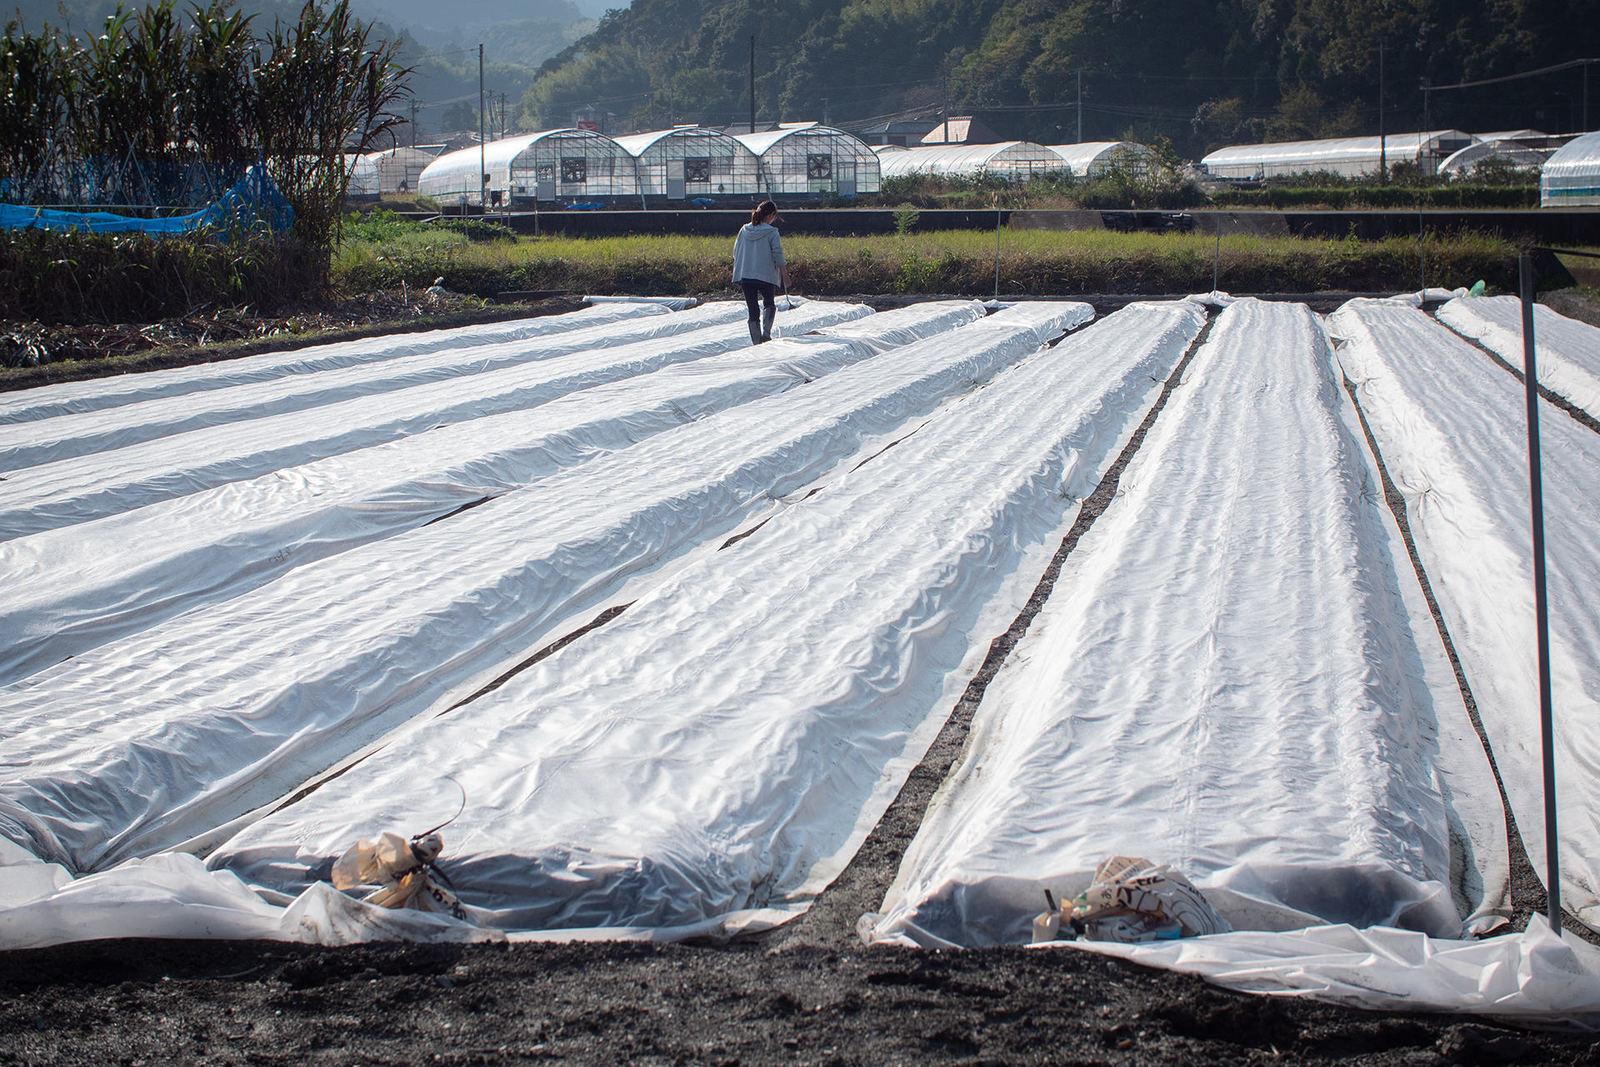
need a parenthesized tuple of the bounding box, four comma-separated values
(1044, 141, 1152, 177)
(875, 142, 1062, 182)
(732, 124, 881, 197)
(418, 131, 639, 206)
(346, 148, 436, 197)
(417, 134, 541, 206)
(1541, 130, 1600, 207)
(1201, 130, 1475, 179)
(345, 154, 380, 197)
(365, 148, 437, 195)
(612, 127, 761, 200)
(1438, 139, 1547, 178)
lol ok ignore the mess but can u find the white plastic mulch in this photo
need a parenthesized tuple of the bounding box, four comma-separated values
(0, 301, 985, 687)
(0, 301, 1088, 877)
(866, 297, 1506, 949)
(0, 300, 666, 427)
(0, 300, 868, 540)
(863, 296, 1600, 1025)
(205, 300, 1196, 938)
(6, 294, 1600, 1027)
(1436, 293, 1600, 419)
(1330, 297, 1600, 933)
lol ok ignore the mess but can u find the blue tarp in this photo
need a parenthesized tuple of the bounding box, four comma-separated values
(0, 166, 294, 236)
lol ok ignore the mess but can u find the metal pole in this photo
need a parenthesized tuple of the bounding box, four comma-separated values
(1520, 253, 1562, 936)
(478, 43, 487, 211)
(994, 198, 1002, 299)
(749, 35, 756, 134)
(1418, 206, 1425, 292)
(1076, 69, 1082, 142)
(1378, 41, 1386, 180)
(1213, 221, 1221, 293)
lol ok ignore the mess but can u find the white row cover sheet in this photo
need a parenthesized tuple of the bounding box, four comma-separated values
(0, 302, 987, 686)
(0, 302, 1091, 876)
(207, 301, 1201, 939)
(866, 300, 1506, 955)
(0, 302, 746, 471)
(0, 840, 501, 950)
(1330, 298, 1600, 933)
(1436, 294, 1600, 421)
(0, 300, 869, 541)
(0, 302, 668, 428)
(1033, 916, 1600, 1026)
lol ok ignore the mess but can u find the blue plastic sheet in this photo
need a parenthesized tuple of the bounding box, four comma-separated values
(0, 166, 293, 237)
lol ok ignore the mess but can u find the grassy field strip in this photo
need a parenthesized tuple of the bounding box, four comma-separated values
(0, 303, 1085, 874)
(0, 301, 986, 688)
(868, 299, 1507, 953)
(205, 302, 1197, 939)
(0, 300, 868, 541)
(336, 227, 1518, 298)
(0, 303, 746, 470)
(1331, 298, 1600, 933)
(0, 302, 667, 425)
(1437, 294, 1600, 422)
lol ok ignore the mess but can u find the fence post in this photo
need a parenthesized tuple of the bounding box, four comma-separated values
(1519, 253, 1562, 936)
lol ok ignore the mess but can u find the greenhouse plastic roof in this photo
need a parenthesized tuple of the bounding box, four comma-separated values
(1542, 130, 1600, 175)
(1438, 139, 1546, 175)
(1541, 131, 1600, 206)
(1203, 130, 1474, 176)
(1044, 141, 1151, 175)
(732, 125, 874, 157)
(876, 142, 1060, 178)
(417, 133, 544, 196)
(611, 127, 754, 157)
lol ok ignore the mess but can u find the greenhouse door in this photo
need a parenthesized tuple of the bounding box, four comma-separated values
(838, 159, 856, 197)
(667, 160, 686, 200)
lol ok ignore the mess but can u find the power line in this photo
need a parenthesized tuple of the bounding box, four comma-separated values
(1427, 56, 1596, 92)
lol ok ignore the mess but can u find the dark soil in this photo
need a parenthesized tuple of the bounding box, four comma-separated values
(5, 291, 1600, 1066)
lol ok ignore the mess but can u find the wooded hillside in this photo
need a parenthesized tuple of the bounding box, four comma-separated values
(524, 0, 1600, 156)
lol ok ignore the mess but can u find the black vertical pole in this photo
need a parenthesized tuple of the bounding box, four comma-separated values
(478, 43, 487, 211)
(1378, 41, 1386, 180)
(1520, 253, 1562, 936)
(749, 35, 756, 134)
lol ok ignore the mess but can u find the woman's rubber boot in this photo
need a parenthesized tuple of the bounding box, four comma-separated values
(761, 306, 775, 342)
(748, 318, 764, 345)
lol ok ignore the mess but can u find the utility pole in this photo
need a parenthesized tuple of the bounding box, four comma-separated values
(410, 100, 418, 148)
(749, 34, 756, 134)
(1421, 76, 1432, 175)
(1378, 41, 1386, 181)
(1076, 69, 1082, 142)
(479, 43, 487, 209)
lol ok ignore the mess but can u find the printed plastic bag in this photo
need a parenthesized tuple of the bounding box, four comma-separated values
(1033, 855, 1230, 943)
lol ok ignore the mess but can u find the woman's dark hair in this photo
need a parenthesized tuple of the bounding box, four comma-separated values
(750, 200, 778, 225)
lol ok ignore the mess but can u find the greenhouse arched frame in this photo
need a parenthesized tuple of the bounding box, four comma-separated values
(612, 127, 761, 201)
(733, 125, 881, 198)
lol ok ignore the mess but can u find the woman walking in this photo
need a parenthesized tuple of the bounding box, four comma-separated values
(732, 200, 789, 344)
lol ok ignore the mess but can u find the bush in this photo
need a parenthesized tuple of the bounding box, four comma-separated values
(1209, 181, 1539, 210)
(0, 227, 325, 323)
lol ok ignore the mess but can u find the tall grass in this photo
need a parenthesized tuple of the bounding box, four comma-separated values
(335, 218, 1519, 297)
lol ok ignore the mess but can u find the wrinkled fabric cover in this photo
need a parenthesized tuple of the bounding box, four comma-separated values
(1330, 298, 1600, 934)
(865, 300, 1506, 953)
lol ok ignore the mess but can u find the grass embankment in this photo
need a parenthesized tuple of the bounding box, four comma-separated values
(335, 217, 1519, 298)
